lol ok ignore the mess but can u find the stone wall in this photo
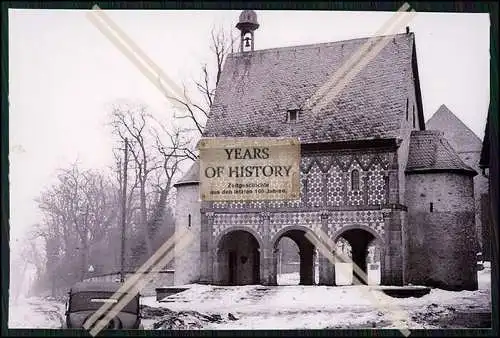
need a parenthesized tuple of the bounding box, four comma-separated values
(173, 183, 201, 286)
(405, 172, 478, 290)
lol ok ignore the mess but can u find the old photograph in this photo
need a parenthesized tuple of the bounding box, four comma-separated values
(8, 6, 492, 331)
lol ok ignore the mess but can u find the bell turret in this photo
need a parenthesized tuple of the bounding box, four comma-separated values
(236, 10, 259, 52)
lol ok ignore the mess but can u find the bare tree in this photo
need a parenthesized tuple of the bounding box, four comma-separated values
(170, 26, 237, 140)
(35, 162, 119, 291)
(110, 103, 159, 257)
(149, 125, 190, 250)
(109, 102, 188, 263)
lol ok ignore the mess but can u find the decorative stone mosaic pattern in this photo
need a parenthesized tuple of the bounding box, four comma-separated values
(327, 210, 385, 239)
(269, 212, 322, 239)
(212, 201, 266, 209)
(326, 162, 343, 207)
(212, 213, 261, 238)
(367, 162, 387, 205)
(287, 178, 305, 208)
(307, 164, 324, 207)
(210, 151, 393, 210)
(211, 209, 384, 245)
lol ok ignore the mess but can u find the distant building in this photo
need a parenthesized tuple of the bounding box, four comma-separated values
(426, 105, 490, 260)
(174, 10, 479, 291)
(479, 111, 496, 269)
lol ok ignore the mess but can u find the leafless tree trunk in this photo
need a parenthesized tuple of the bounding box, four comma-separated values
(168, 26, 237, 152)
(110, 105, 156, 256)
(36, 162, 118, 291)
(109, 102, 189, 263)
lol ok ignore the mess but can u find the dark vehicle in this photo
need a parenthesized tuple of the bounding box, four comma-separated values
(64, 281, 143, 329)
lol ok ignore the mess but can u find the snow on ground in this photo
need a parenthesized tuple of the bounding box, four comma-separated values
(141, 267, 492, 330)
(9, 295, 66, 329)
(8, 266, 491, 330)
(276, 264, 380, 286)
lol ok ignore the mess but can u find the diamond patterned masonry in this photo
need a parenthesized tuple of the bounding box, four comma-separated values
(212, 210, 385, 242)
(210, 151, 392, 210)
(209, 151, 390, 246)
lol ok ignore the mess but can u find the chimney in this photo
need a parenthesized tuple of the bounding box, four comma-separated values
(406, 26, 410, 34)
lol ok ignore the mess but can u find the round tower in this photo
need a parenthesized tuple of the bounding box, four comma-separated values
(405, 130, 478, 291)
(236, 10, 259, 52)
(173, 160, 201, 285)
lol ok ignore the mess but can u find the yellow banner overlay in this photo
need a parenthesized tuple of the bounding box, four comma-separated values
(199, 137, 300, 201)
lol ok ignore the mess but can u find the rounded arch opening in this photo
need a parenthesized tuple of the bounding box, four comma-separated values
(215, 226, 264, 250)
(216, 229, 260, 286)
(333, 226, 382, 286)
(273, 227, 318, 286)
(276, 237, 301, 285)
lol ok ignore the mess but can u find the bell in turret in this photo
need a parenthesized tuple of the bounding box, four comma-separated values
(236, 10, 259, 52)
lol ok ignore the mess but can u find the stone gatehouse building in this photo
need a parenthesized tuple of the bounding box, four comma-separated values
(173, 10, 479, 291)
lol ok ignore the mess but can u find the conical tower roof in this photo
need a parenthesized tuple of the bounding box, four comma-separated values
(174, 160, 199, 187)
(426, 104, 482, 153)
(406, 130, 477, 176)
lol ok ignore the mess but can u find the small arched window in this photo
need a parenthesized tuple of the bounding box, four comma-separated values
(351, 169, 360, 190)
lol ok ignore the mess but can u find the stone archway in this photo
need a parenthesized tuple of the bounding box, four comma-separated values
(215, 229, 261, 285)
(272, 226, 318, 285)
(332, 225, 383, 285)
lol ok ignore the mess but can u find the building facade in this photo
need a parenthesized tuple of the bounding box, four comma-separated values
(174, 11, 479, 291)
(426, 104, 490, 261)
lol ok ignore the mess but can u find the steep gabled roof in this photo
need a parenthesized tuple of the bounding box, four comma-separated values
(204, 32, 424, 144)
(406, 130, 477, 175)
(174, 160, 199, 187)
(426, 104, 482, 153)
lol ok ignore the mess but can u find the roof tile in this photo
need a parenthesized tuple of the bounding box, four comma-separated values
(406, 130, 476, 174)
(203, 33, 415, 144)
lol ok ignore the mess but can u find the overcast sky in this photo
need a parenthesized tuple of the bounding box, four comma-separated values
(8, 9, 490, 246)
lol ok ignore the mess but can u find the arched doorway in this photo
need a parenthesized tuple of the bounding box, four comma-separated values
(335, 237, 353, 285)
(273, 228, 316, 285)
(216, 230, 260, 285)
(276, 237, 301, 285)
(333, 227, 382, 286)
